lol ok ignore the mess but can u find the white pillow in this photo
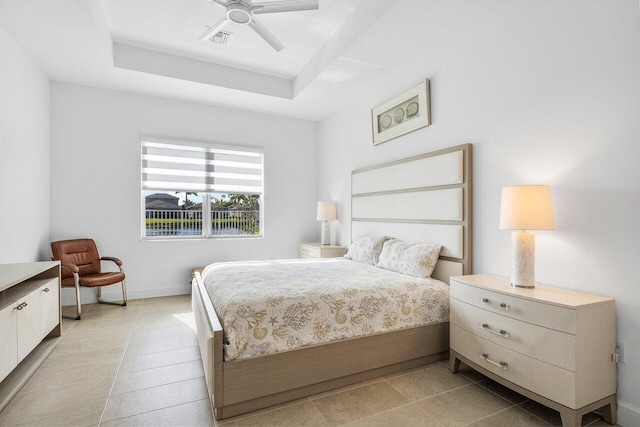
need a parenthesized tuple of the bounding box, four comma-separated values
(377, 239, 442, 278)
(344, 236, 391, 265)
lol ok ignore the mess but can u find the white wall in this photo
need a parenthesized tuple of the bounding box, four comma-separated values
(50, 83, 318, 300)
(0, 26, 50, 263)
(318, 0, 640, 424)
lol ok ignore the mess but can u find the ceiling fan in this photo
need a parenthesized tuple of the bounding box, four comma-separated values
(199, 0, 319, 52)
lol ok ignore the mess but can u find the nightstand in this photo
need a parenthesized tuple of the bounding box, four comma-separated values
(449, 274, 616, 427)
(299, 242, 347, 259)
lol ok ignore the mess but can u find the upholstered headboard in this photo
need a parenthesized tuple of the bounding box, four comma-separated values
(351, 144, 472, 283)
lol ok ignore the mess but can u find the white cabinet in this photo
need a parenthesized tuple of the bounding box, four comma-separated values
(0, 304, 18, 383)
(0, 262, 61, 411)
(449, 274, 616, 427)
(40, 281, 60, 338)
(10, 279, 58, 364)
(16, 289, 42, 363)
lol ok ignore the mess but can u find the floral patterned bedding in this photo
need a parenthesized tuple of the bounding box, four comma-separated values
(201, 258, 450, 361)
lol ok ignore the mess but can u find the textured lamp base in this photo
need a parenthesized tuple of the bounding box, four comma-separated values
(511, 230, 535, 288)
(321, 221, 331, 245)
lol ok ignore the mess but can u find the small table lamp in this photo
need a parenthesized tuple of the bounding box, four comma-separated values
(317, 202, 336, 245)
(499, 185, 555, 288)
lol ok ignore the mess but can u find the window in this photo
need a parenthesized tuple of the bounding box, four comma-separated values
(141, 138, 263, 239)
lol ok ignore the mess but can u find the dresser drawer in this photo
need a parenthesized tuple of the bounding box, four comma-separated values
(299, 245, 320, 258)
(450, 298, 575, 371)
(450, 280, 576, 334)
(451, 324, 577, 408)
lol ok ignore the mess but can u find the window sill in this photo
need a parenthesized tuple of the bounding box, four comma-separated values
(141, 235, 264, 242)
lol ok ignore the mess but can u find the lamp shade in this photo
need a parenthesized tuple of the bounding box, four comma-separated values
(499, 185, 555, 230)
(316, 202, 337, 221)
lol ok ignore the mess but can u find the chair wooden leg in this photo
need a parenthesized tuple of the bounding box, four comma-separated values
(62, 273, 82, 320)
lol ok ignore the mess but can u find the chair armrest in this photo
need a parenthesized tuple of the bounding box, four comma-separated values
(61, 263, 80, 273)
(101, 256, 123, 266)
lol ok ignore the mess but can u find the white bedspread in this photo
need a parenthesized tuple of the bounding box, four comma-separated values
(202, 258, 449, 361)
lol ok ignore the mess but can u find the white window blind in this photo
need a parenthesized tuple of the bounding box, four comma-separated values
(141, 139, 263, 194)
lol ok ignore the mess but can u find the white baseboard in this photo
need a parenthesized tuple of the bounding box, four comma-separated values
(619, 399, 640, 427)
(61, 286, 191, 306)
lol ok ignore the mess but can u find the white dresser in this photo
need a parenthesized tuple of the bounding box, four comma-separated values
(299, 242, 347, 259)
(0, 262, 61, 411)
(449, 274, 616, 427)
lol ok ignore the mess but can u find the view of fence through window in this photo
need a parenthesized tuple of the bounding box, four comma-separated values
(145, 191, 260, 238)
(141, 139, 264, 239)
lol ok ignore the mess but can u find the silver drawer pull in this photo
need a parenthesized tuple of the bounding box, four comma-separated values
(15, 302, 27, 310)
(43, 288, 50, 292)
(480, 352, 508, 369)
(481, 323, 510, 337)
(481, 297, 510, 311)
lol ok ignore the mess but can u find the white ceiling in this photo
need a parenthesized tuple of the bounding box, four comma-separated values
(0, 0, 503, 120)
(105, 0, 359, 79)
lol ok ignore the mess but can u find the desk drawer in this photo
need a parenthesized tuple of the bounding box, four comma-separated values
(450, 298, 575, 371)
(451, 324, 577, 408)
(450, 280, 576, 334)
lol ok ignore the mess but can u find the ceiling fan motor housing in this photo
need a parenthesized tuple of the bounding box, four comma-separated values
(227, 1, 252, 24)
(200, 0, 319, 51)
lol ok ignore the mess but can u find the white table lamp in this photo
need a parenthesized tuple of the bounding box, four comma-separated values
(499, 185, 555, 288)
(317, 202, 336, 245)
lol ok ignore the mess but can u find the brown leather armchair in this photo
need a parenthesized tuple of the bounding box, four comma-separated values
(51, 238, 127, 320)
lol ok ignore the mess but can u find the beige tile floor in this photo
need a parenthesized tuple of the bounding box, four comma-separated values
(0, 295, 615, 426)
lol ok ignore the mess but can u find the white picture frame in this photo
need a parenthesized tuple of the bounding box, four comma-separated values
(371, 79, 431, 146)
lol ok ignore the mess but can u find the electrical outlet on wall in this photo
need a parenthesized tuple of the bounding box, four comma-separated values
(615, 342, 625, 363)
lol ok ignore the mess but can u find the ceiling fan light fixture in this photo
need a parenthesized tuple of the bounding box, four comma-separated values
(227, 3, 251, 24)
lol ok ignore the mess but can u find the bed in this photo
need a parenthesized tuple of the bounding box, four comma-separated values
(192, 143, 472, 420)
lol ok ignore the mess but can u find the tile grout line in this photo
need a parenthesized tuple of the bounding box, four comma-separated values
(341, 401, 418, 426)
(97, 298, 145, 426)
(59, 303, 98, 339)
(100, 398, 212, 426)
(217, 397, 313, 426)
(585, 417, 605, 426)
(117, 346, 201, 375)
(306, 398, 331, 426)
(381, 376, 416, 401)
(473, 379, 532, 407)
(109, 371, 206, 397)
(121, 332, 199, 356)
(514, 400, 556, 426)
(460, 405, 520, 427)
(383, 376, 474, 402)
(458, 370, 487, 383)
(309, 379, 385, 402)
(378, 362, 444, 382)
(446, 365, 599, 427)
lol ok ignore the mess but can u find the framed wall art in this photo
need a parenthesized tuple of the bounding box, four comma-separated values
(371, 79, 431, 145)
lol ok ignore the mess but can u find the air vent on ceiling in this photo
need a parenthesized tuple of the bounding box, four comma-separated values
(203, 27, 233, 45)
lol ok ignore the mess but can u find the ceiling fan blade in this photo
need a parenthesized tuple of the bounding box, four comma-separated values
(248, 17, 285, 51)
(204, 0, 228, 6)
(198, 15, 230, 41)
(252, 0, 318, 14)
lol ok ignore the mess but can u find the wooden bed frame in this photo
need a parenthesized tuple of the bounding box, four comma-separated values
(192, 143, 472, 420)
